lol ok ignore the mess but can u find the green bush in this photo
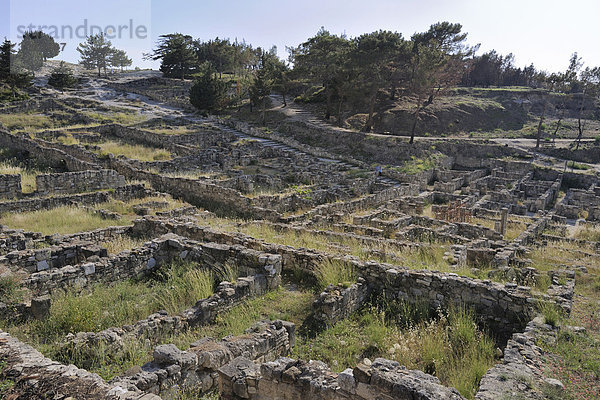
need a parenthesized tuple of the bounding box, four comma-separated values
(537, 301, 562, 327)
(47, 62, 78, 89)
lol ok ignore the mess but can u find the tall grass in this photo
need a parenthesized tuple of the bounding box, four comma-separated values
(102, 234, 147, 255)
(1, 196, 185, 235)
(573, 225, 600, 242)
(0, 113, 55, 131)
(0, 275, 24, 303)
(164, 288, 315, 349)
(97, 141, 171, 161)
(154, 263, 214, 314)
(293, 303, 495, 399)
(315, 259, 356, 290)
(0, 206, 127, 235)
(0, 160, 38, 193)
(7, 262, 214, 339)
(1, 262, 215, 379)
(56, 133, 80, 145)
(537, 300, 563, 327)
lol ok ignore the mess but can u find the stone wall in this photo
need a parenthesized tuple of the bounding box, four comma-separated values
(111, 320, 295, 398)
(58, 275, 280, 363)
(24, 233, 282, 296)
(311, 278, 371, 327)
(476, 317, 562, 400)
(0, 226, 43, 254)
(1, 240, 107, 274)
(131, 217, 535, 342)
(0, 128, 99, 171)
(36, 169, 126, 195)
(0, 330, 155, 400)
(218, 356, 465, 400)
(0, 184, 148, 214)
(0, 173, 21, 198)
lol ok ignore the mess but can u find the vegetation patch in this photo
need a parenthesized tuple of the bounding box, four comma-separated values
(293, 303, 496, 399)
(96, 140, 171, 161)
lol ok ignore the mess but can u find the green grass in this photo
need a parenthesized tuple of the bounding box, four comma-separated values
(1, 261, 215, 380)
(537, 301, 563, 327)
(567, 161, 592, 171)
(96, 141, 171, 161)
(574, 225, 600, 242)
(0, 196, 185, 235)
(0, 275, 25, 304)
(537, 263, 600, 399)
(293, 303, 495, 399)
(0, 205, 130, 235)
(84, 111, 147, 126)
(0, 113, 56, 131)
(56, 133, 80, 145)
(102, 234, 147, 255)
(0, 360, 14, 397)
(0, 160, 39, 193)
(393, 155, 441, 175)
(165, 287, 315, 350)
(315, 259, 356, 290)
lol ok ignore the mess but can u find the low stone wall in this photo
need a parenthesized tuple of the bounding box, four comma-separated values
(355, 262, 535, 342)
(0, 330, 155, 400)
(0, 173, 21, 199)
(311, 278, 371, 327)
(35, 169, 126, 195)
(129, 217, 546, 342)
(1, 240, 106, 274)
(293, 185, 419, 223)
(111, 320, 295, 398)
(0, 128, 99, 171)
(58, 275, 279, 363)
(24, 233, 282, 296)
(476, 317, 563, 400)
(218, 356, 465, 400)
(0, 226, 43, 254)
(0, 183, 148, 214)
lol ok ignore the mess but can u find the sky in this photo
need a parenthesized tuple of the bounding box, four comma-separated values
(1, 0, 599, 73)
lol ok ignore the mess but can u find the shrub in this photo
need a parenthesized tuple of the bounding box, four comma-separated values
(189, 62, 229, 114)
(537, 301, 562, 327)
(47, 62, 78, 89)
(0, 275, 24, 303)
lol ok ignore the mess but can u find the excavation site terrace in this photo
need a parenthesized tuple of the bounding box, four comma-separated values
(1, 40, 600, 400)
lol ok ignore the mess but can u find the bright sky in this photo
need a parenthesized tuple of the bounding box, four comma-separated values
(1, 0, 599, 73)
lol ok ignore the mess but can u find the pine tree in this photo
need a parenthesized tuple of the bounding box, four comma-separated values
(249, 64, 272, 124)
(110, 49, 132, 72)
(17, 31, 60, 72)
(77, 34, 114, 77)
(146, 34, 198, 79)
(189, 62, 229, 114)
(0, 39, 32, 99)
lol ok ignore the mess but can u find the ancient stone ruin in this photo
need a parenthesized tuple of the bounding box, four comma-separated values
(0, 75, 597, 400)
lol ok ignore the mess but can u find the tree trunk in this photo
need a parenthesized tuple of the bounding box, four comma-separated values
(337, 99, 344, 127)
(576, 117, 584, 150)
(390, 83, 396, 100)
(535, 100, 548, 149)
(362, 92, 377, 133)
(575, 89, 586, 150)
(409, 103, 421, 144)
(552, 116, 562, 144)
(282, 92, 287, 107)
(325, 86, 332, 120)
